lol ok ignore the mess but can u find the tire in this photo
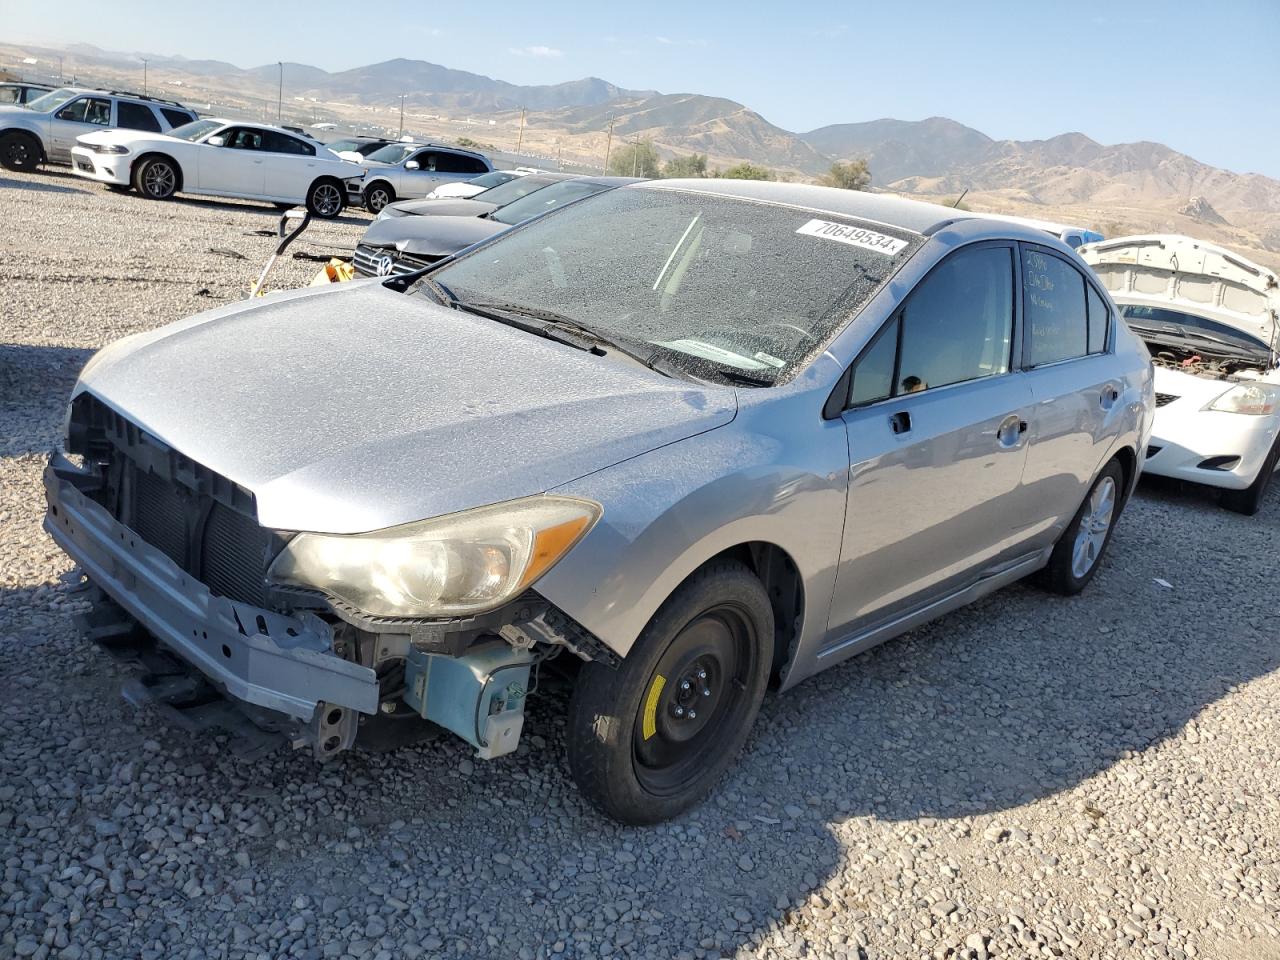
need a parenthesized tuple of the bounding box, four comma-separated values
(1220, 434, 1280, 516)
(566, 559, 773, 825)
(133, 156, 178, 200)
(363, 182, 394, 214)
(306, 178, 344, 219)
(1036, 459, 1125, 595)
(0, 131, 40, 171)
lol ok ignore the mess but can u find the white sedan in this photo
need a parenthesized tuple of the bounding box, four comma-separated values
(69, 118, 364, 218)
(1082, 235, 1280, 515)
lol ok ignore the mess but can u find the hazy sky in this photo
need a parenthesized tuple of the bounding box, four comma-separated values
(5, 0, 1277, 176)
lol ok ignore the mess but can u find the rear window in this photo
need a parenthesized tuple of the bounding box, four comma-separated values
(434, 152, 488, 174)
(117, 101, 161, 133)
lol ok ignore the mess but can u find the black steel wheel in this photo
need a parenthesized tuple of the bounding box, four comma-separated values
(567, 560, 773, 824)
(0, 132, 40, 171)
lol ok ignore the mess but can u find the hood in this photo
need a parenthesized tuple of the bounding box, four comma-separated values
(1081, 235, 1279, 347)
(75, 128, 179, 147)
(1151, 364, 1237, 404)
(383, 197, 499, 219)
(361, 215, 507, 258)
(76, 282, 735, 534)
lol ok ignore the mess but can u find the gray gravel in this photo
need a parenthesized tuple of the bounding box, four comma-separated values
(3, 169, 1279, 960)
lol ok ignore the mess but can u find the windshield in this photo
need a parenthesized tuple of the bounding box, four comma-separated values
(473, 175, 565, 206)
(430, 187, 921, 384)
(168, 119, 224, 142)
(24, 87, 79, 112)
(491, 180, 610, 226)
(1120, 304, 1270, 355)
(366, 142, 417, 164)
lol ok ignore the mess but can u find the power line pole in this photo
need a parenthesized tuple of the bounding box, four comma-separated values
(141, 58, 148, 95)
(603, 114, 615, 174)
(398, 94, 405, 138)
(515, 107, 526, 155)
(58, 56, 63, 82)
(276, 62, 283, 123)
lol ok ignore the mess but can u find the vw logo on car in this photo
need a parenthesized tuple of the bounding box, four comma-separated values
(375, 254, 395, 277)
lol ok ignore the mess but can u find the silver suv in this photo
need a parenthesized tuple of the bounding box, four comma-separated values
(0, 87, 197, 171)
(350, 141, 494, 212)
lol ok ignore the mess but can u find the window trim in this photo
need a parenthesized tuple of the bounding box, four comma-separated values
(1018, 241, 1112, 370)
(839, 239, 1021, 413)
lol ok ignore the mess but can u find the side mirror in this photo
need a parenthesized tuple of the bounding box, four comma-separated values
(207, 135, 226, 147)
(404, 160, 420, 170)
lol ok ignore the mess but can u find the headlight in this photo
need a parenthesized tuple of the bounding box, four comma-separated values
(268, 496, 601, 618)
(1208, 383, 1280, 416)
(91, 144, 129, 155)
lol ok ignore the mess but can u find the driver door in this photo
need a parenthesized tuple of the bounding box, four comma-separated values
(198, 127, 265, 195)
(49, 95, 112, 160)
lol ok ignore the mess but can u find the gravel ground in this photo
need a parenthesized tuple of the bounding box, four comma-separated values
(2, 169, 1279, 960)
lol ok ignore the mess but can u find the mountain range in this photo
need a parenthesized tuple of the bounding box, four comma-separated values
(5, 41, 1278, 263)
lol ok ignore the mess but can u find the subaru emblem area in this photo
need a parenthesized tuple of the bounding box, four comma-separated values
(375, 254, 395, 277)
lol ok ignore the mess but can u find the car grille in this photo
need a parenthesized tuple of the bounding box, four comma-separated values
(352, 243, 440, 278)
(72, 394, 274, 607)
(1154, 392, 1179, 407)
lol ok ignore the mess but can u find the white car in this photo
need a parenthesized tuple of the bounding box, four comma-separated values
(425, 169, 528, 200)
(1081, 235, 1280, 514)
(69, 118, 364, 219)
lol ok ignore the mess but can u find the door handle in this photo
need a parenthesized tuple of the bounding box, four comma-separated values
(997, 414, 1028, 447)
(889, 411, 911, 435)
(1100, 384, 1120, 410)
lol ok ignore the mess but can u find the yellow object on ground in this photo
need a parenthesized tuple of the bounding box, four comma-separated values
(309, 259, 357, 286)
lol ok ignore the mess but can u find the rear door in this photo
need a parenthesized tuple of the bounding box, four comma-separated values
(48, 95, 113, 160)
(828, 242, 1037, 640)
(260, 129, 317, 201)
(1015, 244, 1119, 548)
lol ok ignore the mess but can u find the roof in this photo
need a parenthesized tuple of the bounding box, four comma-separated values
(639, 179, 975, 235)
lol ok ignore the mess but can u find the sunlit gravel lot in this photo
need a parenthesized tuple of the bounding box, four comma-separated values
(2, 169, 1278, 960)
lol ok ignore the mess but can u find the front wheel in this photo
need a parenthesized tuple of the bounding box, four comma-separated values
(363, 182, 394, 214)
(1220, 434, 1280, 516)
(0, 132, 40, 171)
(306, 179, 344, 219)
(133, 157, 178, 200)
(1036, 459, 1124, 595)
(566, 560, 773, 824)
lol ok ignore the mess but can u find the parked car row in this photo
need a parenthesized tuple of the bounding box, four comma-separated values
(45, 178, 1161, 824)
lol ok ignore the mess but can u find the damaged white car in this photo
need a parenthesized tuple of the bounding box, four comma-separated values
(1081, 235, 1280, 514)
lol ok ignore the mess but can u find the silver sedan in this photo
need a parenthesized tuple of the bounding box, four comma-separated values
(45, 180, 1153, 824)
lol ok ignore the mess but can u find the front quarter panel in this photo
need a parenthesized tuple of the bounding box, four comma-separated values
(535, 373, 850, 685)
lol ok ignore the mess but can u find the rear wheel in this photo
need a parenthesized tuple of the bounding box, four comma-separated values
(566, 560, 773, 824)
(363, 182, 394, 214)
(1220, 435, 1280, 516)
(0, 131, 40, 171)
(1036, 459, 1124, 595)
(306, 178, 344, 219)
(133, 157, 178, 200)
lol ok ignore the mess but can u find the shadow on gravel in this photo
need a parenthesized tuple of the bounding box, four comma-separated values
(0, 173, 89, 195)
(0, 343, 92, 456)
(170, 193, 371, 226)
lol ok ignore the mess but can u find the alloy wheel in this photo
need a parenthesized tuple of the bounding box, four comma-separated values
(312, 183, 342, 218)
(1071, 475, 1116, 579)
(144, 162, 175, 198)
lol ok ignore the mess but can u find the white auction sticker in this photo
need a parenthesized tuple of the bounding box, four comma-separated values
(796, 218, 908, 256)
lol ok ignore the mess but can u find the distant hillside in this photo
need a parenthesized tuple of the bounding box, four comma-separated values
(803, 117, 994, 182)
(546, 94, 829, 173)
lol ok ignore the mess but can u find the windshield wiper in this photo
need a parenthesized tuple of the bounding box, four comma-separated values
(710, 368, 774, 387)
(1130, 322, 1263, 359)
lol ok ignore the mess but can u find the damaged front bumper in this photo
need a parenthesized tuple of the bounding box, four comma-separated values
(43, 456, 379, 736)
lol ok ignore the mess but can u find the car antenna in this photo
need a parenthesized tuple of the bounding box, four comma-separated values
(951, 189, 969, 208)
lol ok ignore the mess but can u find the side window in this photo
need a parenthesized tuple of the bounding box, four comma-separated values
(57, 97, 112, 125)
(117, 102, 162, 133)
(848, 317, 899, 407)
(0, 87, 20, 105)
(261, 131, 314, 155)
(225, 128, 264, 150)
(1086, 284, 1110, 354)
(411, 151, 437, 171)
(897, 245, 1014, 393)
(161, 108, 195, 128)
(436, 152, 487, 174)
(1024, 249, 1088, 366)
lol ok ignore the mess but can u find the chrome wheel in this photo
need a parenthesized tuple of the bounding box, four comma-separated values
(1071, 475, 1116, 579)
(310, 182, 343, 218)
(142, 161, 176, 198)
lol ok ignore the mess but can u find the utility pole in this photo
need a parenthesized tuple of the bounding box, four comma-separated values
(398, 94, 405, 138)
(632, 138, 640, 177)
(603, 114, 615, 174)
(141, 58, 148, 95)
(58, 56, 63, 82)
(556, 140, 562, 170)
(276, 62, 283, 123)
(515, 107, 526, 155)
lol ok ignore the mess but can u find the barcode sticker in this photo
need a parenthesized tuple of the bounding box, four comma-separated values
(796, 219, 908, 256)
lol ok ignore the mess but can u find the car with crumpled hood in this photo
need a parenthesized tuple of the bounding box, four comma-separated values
(45, 180, 1152, 823)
